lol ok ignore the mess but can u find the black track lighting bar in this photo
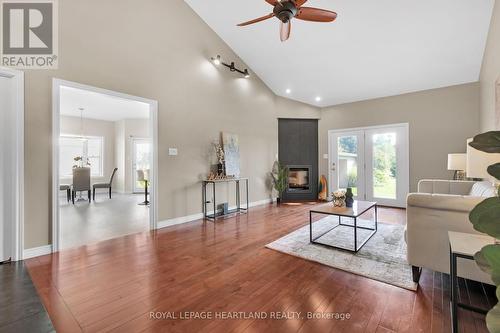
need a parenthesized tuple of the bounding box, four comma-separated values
(211, 55, 250, 78)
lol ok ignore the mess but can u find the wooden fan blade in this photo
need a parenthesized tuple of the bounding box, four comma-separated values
(265, 0, 278, 5)
(294, 0, 308, 7)
(237, 13, 275, 26)
(280, 21, 291, 42)
(295, 7, 337, 22)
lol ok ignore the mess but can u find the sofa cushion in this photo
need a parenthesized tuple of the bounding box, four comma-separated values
(469, 181, 496, 197)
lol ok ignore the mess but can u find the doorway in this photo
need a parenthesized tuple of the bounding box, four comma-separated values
(52, 79, 158, 251)
(0, 67, 24, 261)
(328, 123, 409, 207)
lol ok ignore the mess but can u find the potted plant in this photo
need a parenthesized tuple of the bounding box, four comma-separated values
(468, 131, 500, 332)
(271, 162, 288, 204)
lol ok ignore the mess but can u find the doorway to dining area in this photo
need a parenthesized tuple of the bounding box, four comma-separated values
(53, 80, 158, 250)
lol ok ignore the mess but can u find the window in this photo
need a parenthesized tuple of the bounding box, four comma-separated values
(60, 136, 103, 177)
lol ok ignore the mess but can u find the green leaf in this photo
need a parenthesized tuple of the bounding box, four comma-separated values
(488, 163, 500, 180)
(478, 245, 500, 285)
(486, 286, 500, 333)
(474, 249, 492, 275)
(469, 131, 500, 153)
(469, 197, 500, 238)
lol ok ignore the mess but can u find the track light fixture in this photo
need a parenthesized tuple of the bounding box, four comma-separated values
(211, 55, 250, 78)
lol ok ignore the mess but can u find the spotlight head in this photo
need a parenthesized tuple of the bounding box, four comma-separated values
(244, 69, 250, 78)
(315, 96, 321, 102)
(285, 89, 291, 94)
(230, 62, 236, 71)
(212, 55, 221, 65)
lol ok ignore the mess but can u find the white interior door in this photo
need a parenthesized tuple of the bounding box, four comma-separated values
(0, 68, 23, 262)
(329, 130, 365, 201)
(329, 124, 409, 207)
(132, 138, 152, 193)
(365, 125, 409, 207)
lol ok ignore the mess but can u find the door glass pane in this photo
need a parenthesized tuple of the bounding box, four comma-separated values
(337, 136, 358, 196)
(134, 141, 151, 190)
(372, 133, 397, 199)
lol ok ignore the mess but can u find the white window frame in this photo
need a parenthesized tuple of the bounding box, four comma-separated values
(59, 134, 104, 177)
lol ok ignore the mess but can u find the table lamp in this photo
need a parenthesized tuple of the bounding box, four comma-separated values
(466, 138, 500, 182)
(447, 153, 466, 180)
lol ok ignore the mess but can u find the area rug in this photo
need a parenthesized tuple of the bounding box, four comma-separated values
(266, 216, 417, 291)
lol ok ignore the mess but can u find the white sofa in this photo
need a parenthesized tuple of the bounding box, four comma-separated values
(406, 179, 496, 284)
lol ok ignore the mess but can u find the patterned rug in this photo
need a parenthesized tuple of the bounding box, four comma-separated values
(266, 216, 417, 290)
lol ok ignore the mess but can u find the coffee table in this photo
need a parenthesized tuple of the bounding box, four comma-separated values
(309, 200, 377, 252)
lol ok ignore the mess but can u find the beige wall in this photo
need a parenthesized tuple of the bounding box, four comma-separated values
(319, 83, 480, 192)
(23, 0, 319, 248)
(60, 116, 115, 183)
(480, 0, 500, 131)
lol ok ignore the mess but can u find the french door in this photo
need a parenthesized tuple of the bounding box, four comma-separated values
(132, 138, 152, 193)
(329, 124, 409, 207)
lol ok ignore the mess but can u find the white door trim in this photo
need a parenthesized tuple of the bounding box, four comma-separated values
(328, 123, 409, 208)
(0, 67, 24, 261)
(51, 79, 159, 252)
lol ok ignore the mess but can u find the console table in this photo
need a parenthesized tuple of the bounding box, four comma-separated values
(202, 178, 249, 221)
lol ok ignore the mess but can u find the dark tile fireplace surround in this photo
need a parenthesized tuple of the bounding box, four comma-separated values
(278, 119, 318, 202)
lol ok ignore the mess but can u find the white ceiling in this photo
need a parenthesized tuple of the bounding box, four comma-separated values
(60, 86, 150, 121)
(184, 0, 495, 107)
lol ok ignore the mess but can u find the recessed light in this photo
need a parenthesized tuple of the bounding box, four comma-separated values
(286, 89, 291, 94)
(315, 96, 321, 102)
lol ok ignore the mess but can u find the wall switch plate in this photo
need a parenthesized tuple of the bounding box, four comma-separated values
(168, 148, 178, 156)
(323, 154, 329, 159)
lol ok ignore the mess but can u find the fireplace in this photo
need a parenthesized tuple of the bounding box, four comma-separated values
(287, 165, 312, 193)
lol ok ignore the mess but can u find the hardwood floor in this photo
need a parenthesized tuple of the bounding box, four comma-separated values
(25, 203, 495, 333)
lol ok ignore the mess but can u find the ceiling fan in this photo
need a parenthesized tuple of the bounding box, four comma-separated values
(237, 0, 337, 42)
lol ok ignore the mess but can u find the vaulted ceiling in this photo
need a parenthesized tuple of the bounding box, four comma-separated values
(185, 0, 494, 107)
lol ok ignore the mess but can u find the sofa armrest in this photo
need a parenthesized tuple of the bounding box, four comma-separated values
(407, 193, 483, 212)
(417, 179, 476, 195)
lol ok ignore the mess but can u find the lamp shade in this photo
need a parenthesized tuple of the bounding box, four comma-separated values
(447, 153, 466, 171)
(466, 138, 500, 179)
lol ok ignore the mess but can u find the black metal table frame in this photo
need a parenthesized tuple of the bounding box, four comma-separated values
(202, 179, 249, 221)
(309, 204, 377, 253)
(449, 248, 489, 333)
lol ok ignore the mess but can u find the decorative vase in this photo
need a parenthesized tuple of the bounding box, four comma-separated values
(276, 197, 281, 205)
(345, 188, 354, 208)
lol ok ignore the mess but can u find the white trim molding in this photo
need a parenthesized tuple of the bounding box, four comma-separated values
(23, 245, 53, 260)
(51, 79, 159, 252)
(157, 198, 273, 229)
(0, 67, 24, 261)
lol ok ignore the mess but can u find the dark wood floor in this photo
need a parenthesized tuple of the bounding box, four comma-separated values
(25, 203, 495, 333)
(0, 261, 54, 332)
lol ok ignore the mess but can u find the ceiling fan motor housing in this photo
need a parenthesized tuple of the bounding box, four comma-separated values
(273, 0, 297, 23)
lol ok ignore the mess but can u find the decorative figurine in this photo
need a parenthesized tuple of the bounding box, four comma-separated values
(332, 190, 346, 207)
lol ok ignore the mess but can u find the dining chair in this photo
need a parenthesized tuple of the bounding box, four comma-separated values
(72, 167, 91, 204)
(93, 167, 118, 201)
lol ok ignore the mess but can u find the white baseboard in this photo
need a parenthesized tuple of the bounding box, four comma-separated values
(23, 245, 52, 260)
(157, 198, 273, 229)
